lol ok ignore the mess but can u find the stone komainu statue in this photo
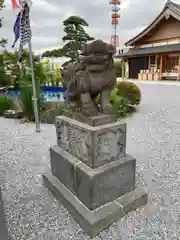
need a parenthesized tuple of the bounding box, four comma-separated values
(63, 39, 117, 117)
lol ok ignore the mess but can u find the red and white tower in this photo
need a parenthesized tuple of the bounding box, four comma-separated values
(110, 0, 120, 52)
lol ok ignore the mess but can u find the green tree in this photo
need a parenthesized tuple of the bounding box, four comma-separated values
(0, 0, 5, 28)
(42, 49, 64, 58)
(43, 15, 94, 66)
(62, 16, 93, 62)
(114, 61, 122, 77)
(34, 62, 45, 84)
(0, 0, 7, 48)
(3, 51, 21, 87)
(0, 53, 11, 87)
(0, 38, 7, 47)
(2, 50, 45, 87)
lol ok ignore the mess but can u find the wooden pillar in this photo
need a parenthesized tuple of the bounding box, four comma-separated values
(160, 55, 163, 80)
(155, 55, 158, 67)
(121, 59, 125, 79)
(148, 56, 151, 70)
(177, 56, 180, 81)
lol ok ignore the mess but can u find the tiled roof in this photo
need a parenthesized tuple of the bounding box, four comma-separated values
(125, 1, 180, 46)
(119, 43, 180, 58)
(167, 1, 180, 13)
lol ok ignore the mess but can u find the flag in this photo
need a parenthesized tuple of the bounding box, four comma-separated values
(18, 2, 31, 62)
(11, 0, 21, 10)
(12, 12, 21, 48)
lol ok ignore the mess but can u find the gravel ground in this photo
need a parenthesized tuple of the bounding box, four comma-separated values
(1, 82, 180, 239)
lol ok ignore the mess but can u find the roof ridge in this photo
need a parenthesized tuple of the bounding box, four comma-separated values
(168, 1, 180, 15)
(125, 0, 180, 46)
(166, 0, 180, 9)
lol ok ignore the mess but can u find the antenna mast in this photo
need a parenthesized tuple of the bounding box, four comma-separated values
(110, 0, 121, 53)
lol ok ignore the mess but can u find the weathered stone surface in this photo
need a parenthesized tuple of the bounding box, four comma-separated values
(45, 101, 148, 237)
(116, 187, 148, 215)
(55, 116, 126, 168)
(62, 40, 116, 122)
(63, 109, 117, 126)
(75, 155, 136, 210)
(50, 145, 80, 194)
(0, 188, 8, 240)
(50, 145, 136, 210)
(43, 171, 147, 238)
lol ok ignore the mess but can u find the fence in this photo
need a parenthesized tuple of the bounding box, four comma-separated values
(0, 86, 66, 102)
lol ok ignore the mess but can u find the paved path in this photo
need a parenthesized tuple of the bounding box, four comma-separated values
(1, 82, 180, 239)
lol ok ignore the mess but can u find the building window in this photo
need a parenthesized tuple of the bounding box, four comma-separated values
(150, 56, 156, 65)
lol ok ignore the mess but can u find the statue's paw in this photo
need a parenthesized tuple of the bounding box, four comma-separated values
(81, 105, 99, 117)
(85, 108, 99, 116)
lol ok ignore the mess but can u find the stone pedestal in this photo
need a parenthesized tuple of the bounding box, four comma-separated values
(55, 116, 126, 168)
(43, 116, 148, 238)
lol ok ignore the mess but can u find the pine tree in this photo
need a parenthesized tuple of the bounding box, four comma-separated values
(43, 16, 94, 66)
(0, 0, 7, 48)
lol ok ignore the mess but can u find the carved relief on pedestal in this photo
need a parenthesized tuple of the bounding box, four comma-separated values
(56, 121, 69, 151)
(68, 125, 91, 163)
(94, 127, 126, 164)
(56, 120, 91, 164)
(56, 118, 126, 167)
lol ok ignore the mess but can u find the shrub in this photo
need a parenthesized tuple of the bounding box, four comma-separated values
(116, 81, 141, 105)
(109, 88, 118, 104)
(114, 61, 122, 77)
(19, 75, 44, 121)
(41, 103, 65, 124)
(94, 88, 133, 118)
(95, 94, 100, 105)
(109, 89, 131, 117)
(112, 96, 131, 117)
(0, 95, 13, 115)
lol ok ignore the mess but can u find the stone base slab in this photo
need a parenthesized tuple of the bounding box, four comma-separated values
(63, 109, 117, 126)
(50, 145, 136, 210)
(43, 171, 148, 238)
(0, 188, 8, 240)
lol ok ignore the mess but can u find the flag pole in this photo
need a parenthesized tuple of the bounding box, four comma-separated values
(25, 1, 40, 132)
(27, 5, 40, 132)
(28, 39, 40, 132)
(12, 0, 40, 132)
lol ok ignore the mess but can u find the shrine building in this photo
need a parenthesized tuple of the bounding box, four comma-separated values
(119, 1, 180, 80)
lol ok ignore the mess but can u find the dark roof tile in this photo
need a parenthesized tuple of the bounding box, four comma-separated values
(120, 43, 180, 57)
